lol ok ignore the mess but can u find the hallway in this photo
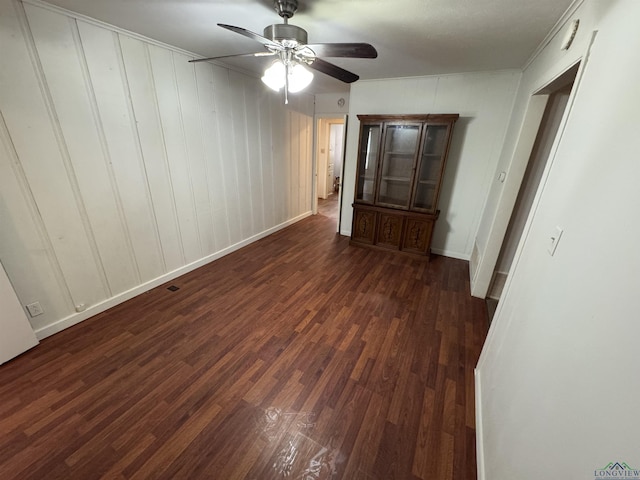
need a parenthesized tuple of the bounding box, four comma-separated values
(317, 194, 339, 221)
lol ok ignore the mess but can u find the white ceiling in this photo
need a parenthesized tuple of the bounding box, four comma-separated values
(42, 0, 574, 94)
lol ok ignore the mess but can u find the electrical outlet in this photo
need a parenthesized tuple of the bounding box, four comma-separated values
(26, 301, 44, 317)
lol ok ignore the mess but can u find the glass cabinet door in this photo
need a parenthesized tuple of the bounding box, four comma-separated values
(376, 124, 421, 208)
(355, 124, 381, 203)
(412, 124, 450, 212)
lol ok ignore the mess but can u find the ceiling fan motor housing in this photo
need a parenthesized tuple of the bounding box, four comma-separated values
(264, 24, 308, 46)
(274, 0, 298, 19)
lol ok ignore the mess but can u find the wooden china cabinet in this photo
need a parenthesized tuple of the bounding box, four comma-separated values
(350, 114, 458, 256)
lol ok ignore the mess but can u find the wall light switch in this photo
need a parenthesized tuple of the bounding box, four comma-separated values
(547, 226, 563, 256)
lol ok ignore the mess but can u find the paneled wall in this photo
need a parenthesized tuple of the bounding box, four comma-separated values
(0, 0, 313, 338)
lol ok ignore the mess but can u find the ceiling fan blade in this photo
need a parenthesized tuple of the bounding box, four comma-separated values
(189, 51, 276, 63)
(217, 23, 283, 50)
(308, 58, 359, 83)
(304, 43, 377, 58)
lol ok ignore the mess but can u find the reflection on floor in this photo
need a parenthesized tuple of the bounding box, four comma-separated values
(256, 407, 336, 479)
(318, 194, 339, 221)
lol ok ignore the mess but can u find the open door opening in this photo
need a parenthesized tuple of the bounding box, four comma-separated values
(314, 115, 346, 232)
(486, 64, 579, 320)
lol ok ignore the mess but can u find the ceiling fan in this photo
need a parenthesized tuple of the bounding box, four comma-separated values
(189, 0, 377, 102)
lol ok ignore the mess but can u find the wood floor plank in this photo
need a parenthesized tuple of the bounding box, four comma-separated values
(0, 197, 489, 479)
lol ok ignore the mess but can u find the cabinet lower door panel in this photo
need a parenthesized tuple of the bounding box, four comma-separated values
(351, 205, 437, 257)
(402, 218, 434, 255)
(352, 209, 376, 244)
(376, 213, 403, 249)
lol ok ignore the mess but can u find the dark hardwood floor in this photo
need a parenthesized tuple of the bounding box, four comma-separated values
(0, 199, 489, 479)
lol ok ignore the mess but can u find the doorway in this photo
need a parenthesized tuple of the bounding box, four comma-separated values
(486, 66, 578, 319)
(314, 116, 346, 231)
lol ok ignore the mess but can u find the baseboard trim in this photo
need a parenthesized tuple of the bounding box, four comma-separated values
(475, 368, 486, 480)
(332, 239, 471, 261)
(430, 248, 470, 261)
(34, 212, 312, 340)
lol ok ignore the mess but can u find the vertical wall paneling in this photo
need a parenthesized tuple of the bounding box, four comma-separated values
(291, 112, 299, 216)
(291, 112, 301, 217)
(24, 5, 139, 295)
(0, 0, 107, 310)
(282, 103, 293, 220)
(76, 21, 164, 281)
(194, 62, 230, 252)
(229, 71, 253, 239)
(0, 113, 73, 331)
(212, 66, 242, 245)
(118, 36, 184, 272)
(147, 44, 202, 263)
(173, 52, 214, 256)
(244, 77, 266, 234)
(258, 89, 276, 228)
(298, 112, 309, 215)
(271, 98, 287, 225)
(0, 0, 314, 337)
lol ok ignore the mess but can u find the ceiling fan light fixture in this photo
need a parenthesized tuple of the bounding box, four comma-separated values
(287, 63, 314, 93)
(196, 1, 377, 97)
(261, 59, 313, 94)
(261, 60, 286, 91)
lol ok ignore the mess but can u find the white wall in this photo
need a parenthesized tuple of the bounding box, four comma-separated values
(0, 0, 313, 339)
(470, 2, 588, 296)
(340, 71, 521, 259)
(495, 89, 571, 274)
(476, 1, 640, 478)
(314, 93, 349, 116)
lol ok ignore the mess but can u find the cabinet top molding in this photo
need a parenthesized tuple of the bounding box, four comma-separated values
(356, 114, 459, 122)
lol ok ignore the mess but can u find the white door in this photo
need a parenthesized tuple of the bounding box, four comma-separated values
(0, 261, 38, 364)
(328, 123, 344, 196)
(327, 157, 334, 196)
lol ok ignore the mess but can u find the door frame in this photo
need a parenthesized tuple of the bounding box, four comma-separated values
(470, 58, 586, 298)
(312, 114, 347, 231)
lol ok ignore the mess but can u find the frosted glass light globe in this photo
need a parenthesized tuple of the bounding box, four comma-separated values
(287, 64, 314, 93)
(261, 60, 314, 93)
(261, 61, 286, 91)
